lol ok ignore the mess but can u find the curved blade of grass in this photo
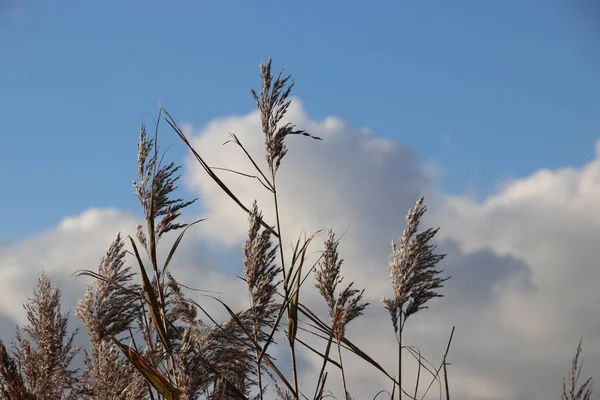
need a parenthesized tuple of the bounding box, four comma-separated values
(287, 290, 298, 347)
(316, 371, 328, 400)
(420, 326, 454, 400)
(413, 347, 422, 400)
(286, 229, 321, 352)
(224, 132, 273, 191)
(211, 165, 273, 193)
(107, 333, 180, 400)
(162, 218, 207, 275)
(311, 327, 335, 400)
(72, 269, 144, 300)
(404, 346, 439, 385)
(297, 302, 400, 387)
(170, 279, 222, 295)
(129, 236, 172, 354)
(162, 108, 278, 238)
(294, 336, 341, 369)
(285, 229, 323, 289)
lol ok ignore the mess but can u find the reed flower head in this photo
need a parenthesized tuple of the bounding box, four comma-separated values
(75, 233, 140, 342)
(133, 122, 197, 250)
(0, 273, 81, 399)
(382, 197, 448, 333)
(251, 58, 321, 172)
(75, 234, 147, 399)
(243, 201, 281, 335)
(315, 230, 369, 341)
(563, 339, 593, 400)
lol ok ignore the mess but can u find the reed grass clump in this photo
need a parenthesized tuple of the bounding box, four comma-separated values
(0, 59, 594, 400)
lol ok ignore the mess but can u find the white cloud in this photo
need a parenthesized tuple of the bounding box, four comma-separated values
(181, 100, 599, 399)
(0, 208, 246, 327)
(0, 99, 598, 400)
(0, 209, 138, 324)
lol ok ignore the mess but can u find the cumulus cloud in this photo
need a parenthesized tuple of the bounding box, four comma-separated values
(181, 100, 599, 399)
(433, 149, 600, 398)
(0, 99, 597, 400)
(0, 209, 138, 324)
(0, 207, 246, 327)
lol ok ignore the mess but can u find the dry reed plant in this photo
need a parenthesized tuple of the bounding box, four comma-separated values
(381, 197, 448, 400)
(562, 340, 593, 400)
(0, 273, 81, 399)
(74, 234, 148, 399)
(313, 230, 368, 400)
(0, 58, 594, 400)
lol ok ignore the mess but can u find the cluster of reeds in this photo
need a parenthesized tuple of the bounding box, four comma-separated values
(0, 59, 594, 400)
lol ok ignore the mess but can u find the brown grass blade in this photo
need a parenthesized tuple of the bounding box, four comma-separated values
(316, 371, 328, 400)
(72, 269, 143, 300)
(161, 108, 278, 238)
(286, 229, 321, 365)
(129, 236, 172, 354)
(297, 302, 400, 387)
(107, 333, 180, 400)
(287, 290, 299, 348)
(210, 166, 273, 193)
(224, 132, 274, 192)
(402, 346, 440, 390)
(294, 336, 341, 369)
(162, 218, 207, 275)
(419, 326, 455, 400)
(286, 229, 324, 288)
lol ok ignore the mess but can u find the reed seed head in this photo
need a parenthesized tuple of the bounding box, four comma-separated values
(382, 197, 448, 333)
(315, 230, 369, 341)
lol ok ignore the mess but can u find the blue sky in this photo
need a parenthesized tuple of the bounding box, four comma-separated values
(1, 0, 599, 240)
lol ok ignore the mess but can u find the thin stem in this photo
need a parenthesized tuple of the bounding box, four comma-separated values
(442, 360, 450, 400)
(337, 342, 349, 400)
(290, 342, 300, 400)
(271, 169, 286, 281)
(314, 332, 335, 400)
(398, 312, 403, 400)
(442, 327, 454, 400)
(413, 349, 421, 400)
(256, 344, 264, 400)
(249, 294, 264, 400)
(270, 164, 299, 400)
